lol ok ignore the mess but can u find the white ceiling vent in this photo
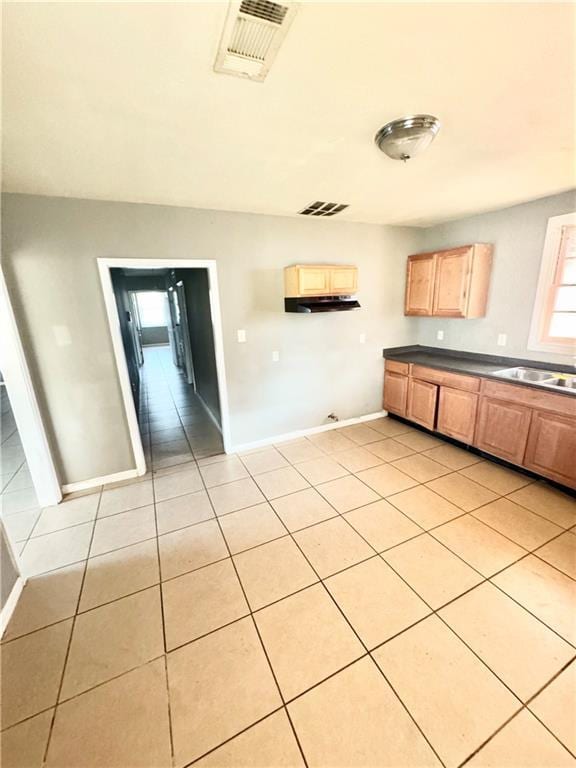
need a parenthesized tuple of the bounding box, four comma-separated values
(215, 1, 298, 82)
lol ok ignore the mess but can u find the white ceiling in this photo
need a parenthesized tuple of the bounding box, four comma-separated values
(2, 1, 575, 226)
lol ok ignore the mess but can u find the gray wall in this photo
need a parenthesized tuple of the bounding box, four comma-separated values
(2, 194, 419, 484)
(414, 190, 576, 364)
(1, 523, 19, 611)
(141, 326, 169, 346)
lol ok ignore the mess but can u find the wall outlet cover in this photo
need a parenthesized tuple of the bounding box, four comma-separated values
(497, 333, 507, 346)
(436, 330, 444, 341)
(359, 333, 366, 344)
(272, 350, 280, 362)
(237, 329, 246, 343)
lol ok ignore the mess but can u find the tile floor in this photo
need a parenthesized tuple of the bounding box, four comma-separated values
(2, 352, 576, 767)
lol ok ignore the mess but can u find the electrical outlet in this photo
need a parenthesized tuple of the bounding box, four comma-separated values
(359, 333, 366, 344)
(497, 333, 507, 347)
(272, 350, 280, 362)
(437, 330, 444, 341)
(237, 329, 246, 343)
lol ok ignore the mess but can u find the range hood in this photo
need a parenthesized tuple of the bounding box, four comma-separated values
(285, 295, 361, 313)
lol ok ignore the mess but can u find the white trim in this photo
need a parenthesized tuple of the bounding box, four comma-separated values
(528, 212, 576, 357)
(62, 468, 140, 494)
(0, 576, 25, 637)
(230, 410, 387, 454)
(0, 268, 62, 507)
(97, 259, 232, 477)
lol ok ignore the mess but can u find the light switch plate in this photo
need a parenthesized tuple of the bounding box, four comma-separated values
(359, 333, 366, 344)
(436, 330, 444, 341)
(497, 333, 507, 346)
(272, 350, 280, 362)
(237, 329, 246, 343)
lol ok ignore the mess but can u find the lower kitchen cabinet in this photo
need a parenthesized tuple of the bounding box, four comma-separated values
(524, 410, 576, 488)
(407, 378, 437, 429)
(437, 387, 478, 444)
(474, 396, 533, 464)
(383, 371, 408, 416)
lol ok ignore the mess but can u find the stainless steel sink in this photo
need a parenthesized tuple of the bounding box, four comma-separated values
(545, 377, 576, 390)
(493, 367, 576, 393)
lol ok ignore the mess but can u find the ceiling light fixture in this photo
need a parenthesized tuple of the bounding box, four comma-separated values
(374, 114, 441, 161)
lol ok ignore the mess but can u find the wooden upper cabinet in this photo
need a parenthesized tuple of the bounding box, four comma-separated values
(405, 253, 436, 315)
(474, 396, 532, 464)
(437, 387, 478, 444)
(405, 244, 493, 318)
(383, 371, 408, 417)
(407, 378, 438, 429)
(524, 410, 576, 489)
(284, 265, 358, 297)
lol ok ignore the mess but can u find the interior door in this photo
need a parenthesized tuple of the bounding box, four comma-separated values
(176, 282, 195, 386)
(432, 248, 472, 317)
(405, 254, 436, 315)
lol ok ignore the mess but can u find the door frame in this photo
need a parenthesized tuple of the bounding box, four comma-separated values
(97, 258, 232, 474)
(0, 267, 62, 507)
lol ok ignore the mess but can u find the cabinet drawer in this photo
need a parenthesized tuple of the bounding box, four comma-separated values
(411, 365, 480, 393)
(385, 359, 409, 375)
(481, 380, 576, 418)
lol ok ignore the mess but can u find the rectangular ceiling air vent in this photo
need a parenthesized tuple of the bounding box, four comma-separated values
(299, 202, 350, 217)
(215, 1, 297, 82)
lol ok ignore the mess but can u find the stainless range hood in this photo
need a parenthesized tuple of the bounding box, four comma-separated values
(284, 295, 361, 313)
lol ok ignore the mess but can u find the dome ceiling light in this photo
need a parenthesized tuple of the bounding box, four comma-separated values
(374, 115, 441, 162)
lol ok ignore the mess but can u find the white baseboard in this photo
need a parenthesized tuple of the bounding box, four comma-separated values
(230, 410, 387, 454)
(62, 468, 141, 495)
(1, 576, 25, 637)
(196, 391, 223, 435)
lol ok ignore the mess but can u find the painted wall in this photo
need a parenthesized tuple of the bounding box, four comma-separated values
(1, 194, 419, 484)
(414, 190, 576, 364)
(141, 326, 169, 346)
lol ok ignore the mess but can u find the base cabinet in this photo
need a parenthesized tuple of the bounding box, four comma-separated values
(474, 397, 532, 464)
(524, 411, 576, 488)
(407, 379, 438, 429)
(437, 387, 478, 443)
(383, 372, 408, 416)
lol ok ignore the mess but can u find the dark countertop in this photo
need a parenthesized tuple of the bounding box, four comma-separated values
(382, 345, 576, 396)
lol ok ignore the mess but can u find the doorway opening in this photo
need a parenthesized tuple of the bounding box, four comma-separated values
(99, 260, 231, 476)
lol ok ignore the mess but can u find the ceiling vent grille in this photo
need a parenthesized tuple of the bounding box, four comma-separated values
(215, 1, 297, 81)
(299, 202, 350, 217)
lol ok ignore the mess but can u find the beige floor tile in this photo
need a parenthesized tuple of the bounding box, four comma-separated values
(275, 439, 325, 464)
(467, 709, 575, 767)
(2, 507, 41, 543)
(422, 443, 482, 470)
(384, 534, 483, 609)
(507, 483, 576, 529)
(208, 477, 266, 516)
(19, 523, 93, 576)
(90, 505, 156, 557)
(356, 464, 418, 497)
(391, 454, 451, 483)
(1, 620, 72, 729)
(344, 499, 422, 551)
(388, 484, 463, 530)
(535, 532, 576, 579)
(167, 617, 281, 766)
(195, 710, 305, 768)
(200, 456, 249, 487)
(325, 556, 430, 649)
(33, 493, 99, 536)
(459, 461, 533, 495)
(331, 446, 384, 473)
(234, 536, 317, 610)
(366, 438, 416, 462)
(159, 518, 228, 580)
(240, 448, 289, 476)
(270, 487, 337, 532)
(80, 538, 159, 611)
(255, 583, 364, 700)
(395, 431, 445, 451)
(3, 563, 83, 641)
(0, 709, 54, 768)
(153, 465, 203, 502)
(255, 466, 310, 500)
(60, 587, 164, 700)
(153, 460, 197, 478)
(433, 515, 525, 577)
(46, 659, 171, 768)
(440, 582, 574, 701)
(338, 424, 383, 445)
(163, 559, 249, 650)
(369, 417, 414, 437)
(98, 479, 153, 518)
(426, 473, 499, 511)
(308, 431, 356, 454)
(156, 490, 214, 534)
(219, 502, 287, 554)
(293, 516, 374, 577)
(529, 661, 576, 756)
(294, 456, 349, 485)
(473, 498, 563, 550)
(493, 556, 576, 644)
(288, 656, 441, 767)
(373, 615, 520, 766)
(316, 475, 379, 513)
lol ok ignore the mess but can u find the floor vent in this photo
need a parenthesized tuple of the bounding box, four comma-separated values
(215, 1, 297, 82)
(299, 202, 350, 217)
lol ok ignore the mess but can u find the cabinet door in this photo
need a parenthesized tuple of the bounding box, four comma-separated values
(297, 267, 331, 296)
(330, 267, 357, 294)
(437, 387, 478, 444)
(432, 248, 472, 317)
(474, 397, 532, 464)
(524, 411, 576, 489)
(407, 379, 438, 429)
(383, 372, 408, 417)
(405, 254, 436, 316)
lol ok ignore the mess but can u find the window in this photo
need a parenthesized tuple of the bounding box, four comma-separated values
(528, 213, 576, 356)
(136, 292, 167, 328)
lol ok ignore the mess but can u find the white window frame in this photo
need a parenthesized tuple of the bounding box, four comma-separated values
(528, 212, 576, 357)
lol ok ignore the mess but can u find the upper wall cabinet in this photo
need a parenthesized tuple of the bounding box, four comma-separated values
(285, 265, 358, 297)
(405, 244, 493, 318)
